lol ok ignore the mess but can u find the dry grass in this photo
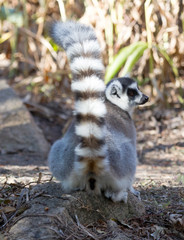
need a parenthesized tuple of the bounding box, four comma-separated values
(0, 0, 183, 104)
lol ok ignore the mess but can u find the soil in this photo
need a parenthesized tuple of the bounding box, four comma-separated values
(0, 99, 184, 239)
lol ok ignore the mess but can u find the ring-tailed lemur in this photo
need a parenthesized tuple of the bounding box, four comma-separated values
(48, 21, 149, 203)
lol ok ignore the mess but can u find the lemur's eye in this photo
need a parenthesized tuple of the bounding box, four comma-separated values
(127, 89, 138, 97)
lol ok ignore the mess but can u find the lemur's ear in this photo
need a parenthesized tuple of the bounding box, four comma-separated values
(110, 84, 121, 98)
(111, 85, 118, 95)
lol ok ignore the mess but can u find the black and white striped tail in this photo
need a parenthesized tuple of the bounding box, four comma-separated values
(50, 21, 108, 190)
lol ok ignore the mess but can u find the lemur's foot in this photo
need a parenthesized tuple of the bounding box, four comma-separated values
(104, 190, 128, 203)
(130, 187, 141, 200)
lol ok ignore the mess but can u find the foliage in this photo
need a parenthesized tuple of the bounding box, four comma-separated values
(105, 0, 179, 81)
(0, 0, 184, 104)
(105, 41, 148, 83)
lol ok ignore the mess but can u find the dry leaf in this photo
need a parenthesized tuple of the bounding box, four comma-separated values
(170, 214, 184, 227)
(0, 206, 16, 213)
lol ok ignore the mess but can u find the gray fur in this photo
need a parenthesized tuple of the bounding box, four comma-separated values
(48, 21, 149, 202)
(48, 122, 77, 181)
(105, 101, 137, 179)
(49, 78, 148, 202)
(50, 21, 97, 51)
(49, 102, 137, 182)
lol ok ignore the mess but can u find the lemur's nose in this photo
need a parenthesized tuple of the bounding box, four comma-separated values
(140, 94, 149, 105)
(143, 95, 149, 102)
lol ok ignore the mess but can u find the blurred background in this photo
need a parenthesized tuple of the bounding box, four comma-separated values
(0, 0, 184, 108)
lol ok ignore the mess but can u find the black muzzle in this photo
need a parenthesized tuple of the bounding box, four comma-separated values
(140, 94, 149, 105)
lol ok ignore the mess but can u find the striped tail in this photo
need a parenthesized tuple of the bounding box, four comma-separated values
(50, 21, 108, 191)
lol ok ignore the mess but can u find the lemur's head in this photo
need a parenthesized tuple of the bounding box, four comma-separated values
(105, 77, 149, 115)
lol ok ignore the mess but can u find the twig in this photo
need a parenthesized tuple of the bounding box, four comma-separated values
(1, 212, 8, 225)
(43, 226, 65, 238)
(57, 0, 66, 22)
(11, 213, 64, 227)
(0, 187, 30, 230)
(23, 100, 67, 120)
(19, 28, 57, 61)
(75, 214, 98, 240)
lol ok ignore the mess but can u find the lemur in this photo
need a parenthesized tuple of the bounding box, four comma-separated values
(48, 21, 149, 203)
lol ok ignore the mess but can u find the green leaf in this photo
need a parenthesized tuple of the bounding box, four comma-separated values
(156, 45, 178, 77)
(120, 42, 148, 77)
(0, 6, 23, 27)
(0, 6, 14, 20)
(177, 174, 184, 184)
(105, 41, 147, 84)
(178, 95, 184, 104)
(8, 12, 24, 27)
(0, 32, 13, 44)
(49, 38, 60, 52)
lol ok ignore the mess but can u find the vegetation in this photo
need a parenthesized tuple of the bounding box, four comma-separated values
(0, 0, 184, 104)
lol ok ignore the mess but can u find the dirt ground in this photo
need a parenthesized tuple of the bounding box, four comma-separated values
(0, 100, 184, 239)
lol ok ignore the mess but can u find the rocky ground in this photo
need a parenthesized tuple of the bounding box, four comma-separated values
(0, 80, 184, 239)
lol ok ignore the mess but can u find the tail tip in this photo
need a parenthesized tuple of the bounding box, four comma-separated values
(89, 178, 96, 190)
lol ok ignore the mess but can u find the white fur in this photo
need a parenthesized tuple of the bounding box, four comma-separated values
(103, 174, 134, 203)
(106, 80, 130, 112)
(61, 163, 134, 202)
(129, 82, 143, 104)
(75, 98, 107, 117)
(61, 171, 86, 192)
(74, 160, 88, 171)
(130, 186, 141, 200)
(115, 94, 130, 112)
(50, 21, 140, 202)
(74, 160, 109, 174)
(71, 76, 105, 92)
(70, 57, 104, 74)
(105, 80, 143, 115)
(75, 144, 106, 158)
(106, 190, 128, 203)
(54, 22, 96, 50)
(75, 122, 104, 139)
(69, 30, 96, 49)
(74, 156, 109, 174)
(129, 82, 137, 88)
(67, 40, 100, 60)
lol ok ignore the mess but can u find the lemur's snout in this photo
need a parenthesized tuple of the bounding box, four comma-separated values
(140, 94, 149, 105)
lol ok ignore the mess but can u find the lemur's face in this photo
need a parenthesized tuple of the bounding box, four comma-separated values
(105, 77, 149, 114)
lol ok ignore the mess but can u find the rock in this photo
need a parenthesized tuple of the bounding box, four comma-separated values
(0, 79, 50, 157)
(106, 220, 131, 240)
(8, 207, 75, 240)
(7, 182, 145, 239)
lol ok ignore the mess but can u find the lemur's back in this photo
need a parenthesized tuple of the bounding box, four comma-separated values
(49, 99, 137, 188)
(105, 101, 137, 179)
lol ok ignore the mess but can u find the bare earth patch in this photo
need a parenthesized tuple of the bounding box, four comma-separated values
(0, 105, 184, 239)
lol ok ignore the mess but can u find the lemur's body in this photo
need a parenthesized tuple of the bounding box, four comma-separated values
(48, 21, 148, 202)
